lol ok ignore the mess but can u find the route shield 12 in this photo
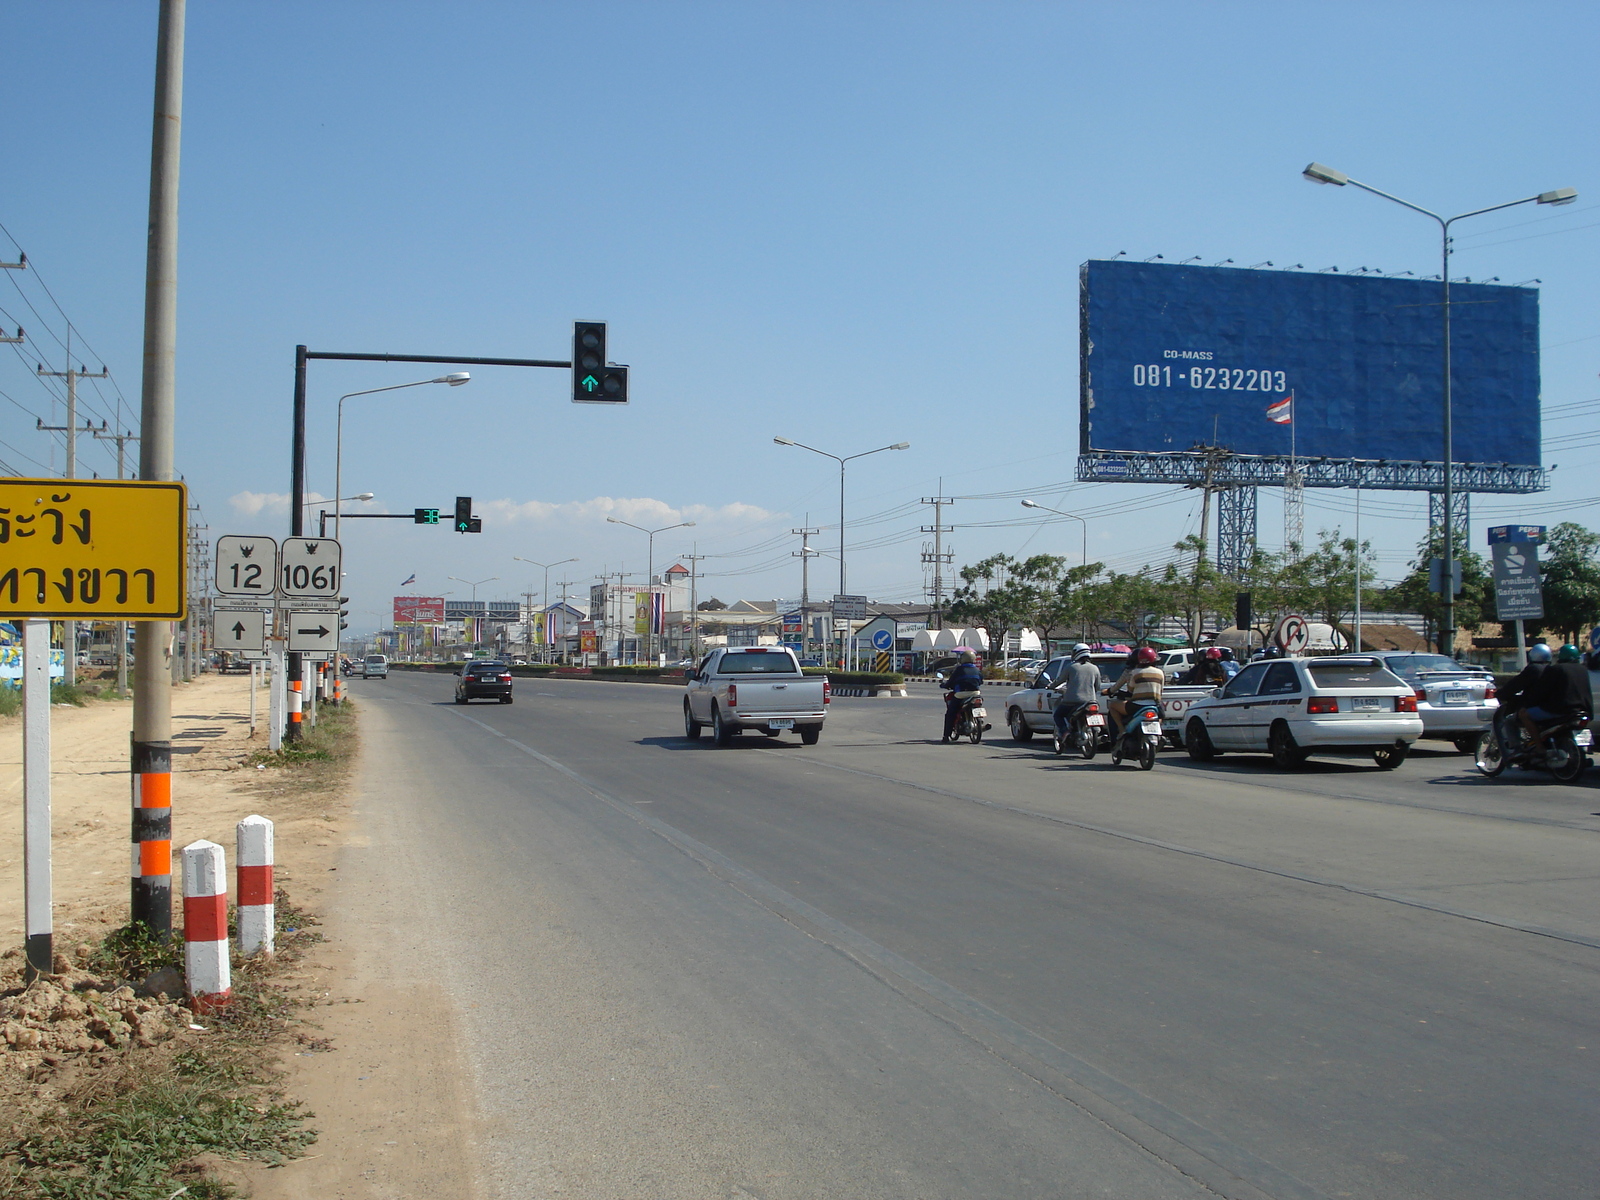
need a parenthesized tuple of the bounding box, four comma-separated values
(279, 538, 341, 600)
(0, 477, 186, 618)
(215, 536, 279, 599)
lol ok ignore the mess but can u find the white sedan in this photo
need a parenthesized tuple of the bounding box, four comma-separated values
(1182, 656, 1423, 769)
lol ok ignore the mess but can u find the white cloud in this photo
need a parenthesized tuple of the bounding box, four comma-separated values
(229, 491, 382, 519)
(479, 496, 778, 526)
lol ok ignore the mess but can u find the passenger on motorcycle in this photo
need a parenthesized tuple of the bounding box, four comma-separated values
(940, 651, 985, 743)
(1217, 646, 1240, 678)
(1519, 643, 1592, 750)
(1181, 647, 1226, 686)
(1108, 646, 1164, 739)
(1050, 644, 1103, 742)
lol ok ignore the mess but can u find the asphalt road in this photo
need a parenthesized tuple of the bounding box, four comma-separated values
(349, 672, 1599, 1200)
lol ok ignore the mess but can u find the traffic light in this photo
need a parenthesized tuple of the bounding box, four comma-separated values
(414, 507, 440, 525)
(572, 321, 628, 404)
(454, 496, 472, 533)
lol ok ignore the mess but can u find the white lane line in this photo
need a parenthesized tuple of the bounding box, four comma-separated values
(759, 751, 1600, 953)
(445, 706, 1330, 1200)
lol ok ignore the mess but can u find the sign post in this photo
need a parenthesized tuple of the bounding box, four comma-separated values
(22, 621, 51, 979)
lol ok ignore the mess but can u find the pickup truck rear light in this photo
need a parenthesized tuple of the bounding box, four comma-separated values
(727, 683, 737, 707)
(823, 678, 831, 705)
(1484, 684, 1496, 699)
(1307, 696, 1339, 714)
(1396, 694, 1418, 713)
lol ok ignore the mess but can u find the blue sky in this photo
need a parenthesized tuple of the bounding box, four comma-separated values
(2, 1, 1596, 633)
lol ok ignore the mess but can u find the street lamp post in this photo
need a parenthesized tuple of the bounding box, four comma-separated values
(513, 556, 578, 661)
(1021, 499, 1090, 645)
(335, 373, 469, 539)
(311, 493, 374, 538)
(447, 575, 498, 652)
(1302, 163, 1575, 655)
(604, 520, 694, 663)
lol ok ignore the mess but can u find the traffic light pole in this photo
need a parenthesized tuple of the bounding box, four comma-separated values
(288, 346, 573, 741)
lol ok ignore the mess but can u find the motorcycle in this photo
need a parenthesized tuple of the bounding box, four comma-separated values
(1053, 701, 1108, 759)
(1110, 699, 1162, 771)
(1474, 706, 1592, 783)
(951, 692, 988, 744)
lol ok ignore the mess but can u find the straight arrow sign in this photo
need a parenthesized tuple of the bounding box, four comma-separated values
(214, 607, 268, 654)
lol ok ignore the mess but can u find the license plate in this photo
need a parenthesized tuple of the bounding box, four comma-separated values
(769, 719, 794, 729)
(971, 707, 987, 718)
(1353, 697, 1382, 712)
(1442, 690, 1469, 705)
(1141, 721, 1162, 734)
(1086, 715, 1106, 726)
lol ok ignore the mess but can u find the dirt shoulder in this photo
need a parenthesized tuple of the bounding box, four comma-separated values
(0, 674, 483, 1199)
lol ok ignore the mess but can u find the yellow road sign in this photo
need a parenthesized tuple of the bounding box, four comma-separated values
(0, 479, 187, 619)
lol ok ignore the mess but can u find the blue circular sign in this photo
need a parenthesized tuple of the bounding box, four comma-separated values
(1589, 625, 1600, 652)
(871, 629, 893, 650)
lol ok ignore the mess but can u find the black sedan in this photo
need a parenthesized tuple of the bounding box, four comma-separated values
(454, 661, 514, 704)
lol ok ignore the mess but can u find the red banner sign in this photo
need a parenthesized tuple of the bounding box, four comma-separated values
(393, 595, 445, 624)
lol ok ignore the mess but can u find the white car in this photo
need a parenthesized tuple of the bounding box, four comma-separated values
(1182, 655, 1422, 769)
(362, 654, 389, 679)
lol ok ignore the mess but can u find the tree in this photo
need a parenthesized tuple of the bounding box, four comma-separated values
(1078, 568, 1166, 646)
(1011, 554, 1069, 654)
(948, 554, 1030, 663)
(1378, 530, 1492, 649)
(1537, 522, 1600, 644)
(1161, 534, 1231, 646)
(697, 598, 726, 611)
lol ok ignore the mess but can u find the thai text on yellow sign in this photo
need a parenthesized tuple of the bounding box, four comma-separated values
(0, 479, 187, 619)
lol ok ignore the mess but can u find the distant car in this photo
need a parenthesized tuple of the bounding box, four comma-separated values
(362, 654, 389, 679)
(1183, 655, 1422, 769)
(1363, 651, 1497, 753)
(455, 660, 513, 704)
(1154, 647, 1198, 682)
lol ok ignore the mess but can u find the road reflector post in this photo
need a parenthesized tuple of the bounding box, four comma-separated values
(131, 736, 173, 940)
(181, 840, 230, 1011)
(235, 816, 274, 957)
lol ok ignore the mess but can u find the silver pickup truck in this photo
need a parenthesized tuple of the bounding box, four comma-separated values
(684, 647, 829, 746)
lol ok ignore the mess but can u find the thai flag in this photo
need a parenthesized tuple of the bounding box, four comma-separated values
(1265, 396, 1293, 424)
(400, 573, 416, 587)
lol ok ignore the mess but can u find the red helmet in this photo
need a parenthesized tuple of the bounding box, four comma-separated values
(1136, 646, 1159, 665)
(1204, 647, 1222, 660)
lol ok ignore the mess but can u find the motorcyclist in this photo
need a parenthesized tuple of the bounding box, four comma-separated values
(1217, 646, 1240, 678)
(940, 650, 985, 743)
(1497, 641, 1551, 747)
(1108, 646, 1164, 739)
(1181, 647, 1226, 686)
(1051, 644, 1103, 744)
(1520, 643, 1592, 750)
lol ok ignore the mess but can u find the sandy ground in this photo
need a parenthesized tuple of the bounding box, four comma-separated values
(0, 672, 483, 1198)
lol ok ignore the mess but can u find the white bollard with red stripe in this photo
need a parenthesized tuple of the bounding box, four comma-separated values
(236, 815, 275, 956)
(182, 840, 231, 1012)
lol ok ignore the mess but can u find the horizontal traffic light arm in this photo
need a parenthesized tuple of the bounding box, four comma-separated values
(305, 351, 571, 368)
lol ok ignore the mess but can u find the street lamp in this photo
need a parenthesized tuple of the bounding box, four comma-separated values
(1302, 162, 1575, 655)
(1020, 499, 1088, 568)
(446, 575, 497, 651)
(310, 493, 374, 538)
(604, 519, 695, 662)
(335, 373, 469, 539)
(513, 556, 578, 661)
(773, 437, 910, 598)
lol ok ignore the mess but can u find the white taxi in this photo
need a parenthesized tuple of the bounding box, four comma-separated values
(1182, 656, 1423, 769)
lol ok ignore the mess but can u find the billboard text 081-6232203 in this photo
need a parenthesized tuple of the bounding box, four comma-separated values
(1079, 260, 1541, 482)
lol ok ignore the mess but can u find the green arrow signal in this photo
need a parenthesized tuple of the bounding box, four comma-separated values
(581, 374, 599, 392)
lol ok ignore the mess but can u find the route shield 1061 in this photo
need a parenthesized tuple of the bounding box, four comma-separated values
(0, 478, 186, 618)
(279, 537, 342, 600)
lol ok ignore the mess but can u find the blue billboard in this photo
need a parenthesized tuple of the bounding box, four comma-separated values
(1080, 260, 1540, 468)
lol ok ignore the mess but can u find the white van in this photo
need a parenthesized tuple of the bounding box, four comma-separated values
(363, 654, 389, 680)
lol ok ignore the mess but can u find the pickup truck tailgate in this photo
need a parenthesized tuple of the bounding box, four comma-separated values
(730, 680, 826, 715)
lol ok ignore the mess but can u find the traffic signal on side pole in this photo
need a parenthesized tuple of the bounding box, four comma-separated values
(572, 321, 628, 404)
(454, 496, 472, 533)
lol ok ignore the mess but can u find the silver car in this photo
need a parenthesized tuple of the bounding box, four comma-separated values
(1365, 652, 1496, 753)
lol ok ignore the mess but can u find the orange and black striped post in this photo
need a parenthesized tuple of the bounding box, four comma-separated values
(131, 736, 172, 936)
(287, 674, 304, 739)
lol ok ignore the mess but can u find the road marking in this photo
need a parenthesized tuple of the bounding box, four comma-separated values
(759, 752, 1600, 952)
(445, 705, 1330, 1200)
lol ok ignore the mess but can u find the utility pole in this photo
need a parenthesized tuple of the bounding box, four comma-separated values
(95, 427, 140, 694)
(36, 363, 108, 687)
(132, 0, 184, 940)
(919, 488, 955, 628)
(683, 553, 706, 660)
(789, 526, 819, 657)
(555, 577, 578, 662)
(522, 591, 537, 658)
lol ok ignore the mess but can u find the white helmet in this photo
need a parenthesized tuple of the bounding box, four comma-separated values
(1071, 643, 1092, 662)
